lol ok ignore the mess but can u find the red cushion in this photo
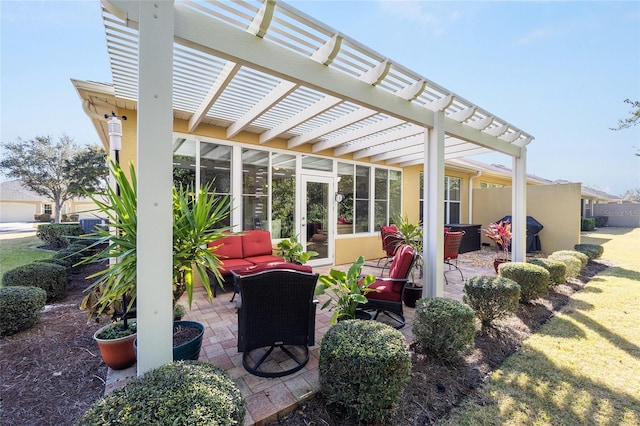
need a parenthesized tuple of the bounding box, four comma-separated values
(364, 278, 403, 302)
(236, 261, 312, 276)
(241, 230, 273, 258)
(245, 254, 285, 264)
(389, 244, 415, 279)
(218, 258, 255, 275)
(381, 225, 398, 234)
(209, 234, 244, 259)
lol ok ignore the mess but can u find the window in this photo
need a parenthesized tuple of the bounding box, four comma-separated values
(242, 149, 269, 231)
(337, 163, 354, 234)
(389, 170, 402, 220)
(418, 173, 461, 224)
(355, 165, 370, 233)
(271, 153, 296, 239)
(374, 168, 388, 229)
(43, 204, 52, 215)
(444, 176, 461, 224)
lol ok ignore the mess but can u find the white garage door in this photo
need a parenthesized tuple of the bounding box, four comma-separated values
(0, 203, 36, 222)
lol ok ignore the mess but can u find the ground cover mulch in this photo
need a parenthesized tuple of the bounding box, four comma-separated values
(0, 250, 608, 426)
(0, 260, 107, 426)
(269, 259, 609, 425)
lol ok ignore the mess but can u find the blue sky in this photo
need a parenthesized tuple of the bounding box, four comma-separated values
(2, 1, 639, 196)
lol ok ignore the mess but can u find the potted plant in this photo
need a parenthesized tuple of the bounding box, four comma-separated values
(81, 160, 231, 365)
(276, 235, 319, 264)
(93, 320, 137, 370)
(480, 219, 512, 272)
(314, 256, 376, 324)
(392, 214, 424, 282)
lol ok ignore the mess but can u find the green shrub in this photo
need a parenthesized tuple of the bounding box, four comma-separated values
(53, 247, 85, 267)
(2, 262, 67, 301)
(34, 213, 52, 222)
(36, 224, 83, 248)
(581, 217, 596, 231)
(528, 258, 567, 286)
(76, 361, 245, 426)
(574, 243, 604, 260)
(548, 253, 582, 279)
(0, 286, 47, 336)
(412, 297, 476, 363)
(552, 250, 588, 269)
(463, 276, 520, 328)
(34, 258, 70, 268)
(319, 320, 411, 423)
(498, 262, 550, 303)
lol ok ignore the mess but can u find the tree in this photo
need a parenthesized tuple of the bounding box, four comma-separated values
(611, 99, 640, 156)
(621, 188, 640, 202)
(0, 135, 108, 223)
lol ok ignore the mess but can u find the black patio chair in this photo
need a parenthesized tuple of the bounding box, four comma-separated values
(233, 269, 319, 378)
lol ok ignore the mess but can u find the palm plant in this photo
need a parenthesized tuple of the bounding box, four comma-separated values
(81, 160, 231, 328)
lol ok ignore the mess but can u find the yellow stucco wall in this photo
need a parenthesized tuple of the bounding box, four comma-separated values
(335, 235, 385, 265)
(473, 183, 582, 254)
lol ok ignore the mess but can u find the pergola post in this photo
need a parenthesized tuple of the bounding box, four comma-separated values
(136, 0, 175, 375)
(511, 146, 527, 262)
(423, 110, 445, 299)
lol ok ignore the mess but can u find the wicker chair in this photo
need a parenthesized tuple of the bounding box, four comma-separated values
(233, 269, 319, 378)
(361, 244, 417, 329)
(443, 230, 465, 284)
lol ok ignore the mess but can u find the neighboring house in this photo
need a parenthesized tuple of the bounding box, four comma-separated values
(0, 179, 99, 223)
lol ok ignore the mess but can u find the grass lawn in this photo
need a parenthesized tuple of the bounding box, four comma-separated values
(0, 235, 56, 282)
(438, 227, 640, 426)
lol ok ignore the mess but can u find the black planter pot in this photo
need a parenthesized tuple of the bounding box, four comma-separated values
(133, 320, 205, 361)
(403, 285, 423, 308)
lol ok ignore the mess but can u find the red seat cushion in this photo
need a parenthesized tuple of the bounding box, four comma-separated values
(208, 234, 244, 260)
(245, 254, 285, 265)
(236, 261, 312, 276)
(218, 258, 255, 275)
(365, 278, 404, 302)
(388, 245, 415, 279)
(241, 230, 274, 258)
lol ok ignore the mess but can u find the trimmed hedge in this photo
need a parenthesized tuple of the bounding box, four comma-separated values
(581, 217, 596, 231)
(553, 250, 588, 268)
(528, 258, 567, 286)
(319, 320, 411, 423)
(0, 286, 47, 336)
(52, 247, 85, 268)
(548, 253, 582, 279)
(574, 243, 604, 260)
(463, 275, 521, 328)
(36, 223, 83, 249)
(413, 297, 476, 363)
(34, 258, 70, 268)
(498, 262, 550, 303)
(2, 262, 67, 301)
(76, 361, 245, 425)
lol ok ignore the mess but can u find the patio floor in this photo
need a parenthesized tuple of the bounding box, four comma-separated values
(104, 253, 495, 425)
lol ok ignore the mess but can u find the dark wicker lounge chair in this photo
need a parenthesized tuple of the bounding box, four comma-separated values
(233, 269, 319, 378)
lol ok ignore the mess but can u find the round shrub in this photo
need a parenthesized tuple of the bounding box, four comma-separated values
(548, 253, 582, 279)
(53, 247, 85, 267)
(34, 258, 70, 268)
(319, 320, 411, 423)
(1, 262, 67, 301)
(574, 243, 604, 260)
(412, 297, 476, 363)
(553, 250, 588, 269)
(76, 361, 245, 426)
(0, 286, 47, 336)
(498, 262, 550, 303)
(463, 276, 520, 328)
(528, 258, 566, 286)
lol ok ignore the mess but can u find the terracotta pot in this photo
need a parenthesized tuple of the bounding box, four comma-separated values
(493, 259, 510, 273)
(94, 324, 137, 370)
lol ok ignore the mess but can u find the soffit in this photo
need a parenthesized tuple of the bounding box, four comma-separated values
(100, 0, 534, 166)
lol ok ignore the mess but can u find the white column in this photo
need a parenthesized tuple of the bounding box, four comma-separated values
(511, 146, 527, 262)
(423, 111, 445, 299)
(136, 0, 174, 375)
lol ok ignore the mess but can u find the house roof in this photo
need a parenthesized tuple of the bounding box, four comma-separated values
(82, 0, 534, 165)
(0, 180, 44, 202)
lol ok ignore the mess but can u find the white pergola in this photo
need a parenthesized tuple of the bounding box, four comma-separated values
(97, 0, 533, 374)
